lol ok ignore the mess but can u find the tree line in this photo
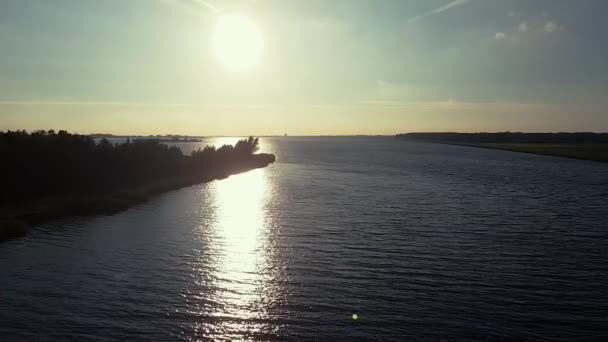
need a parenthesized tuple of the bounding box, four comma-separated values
(0, 130, 265, 205)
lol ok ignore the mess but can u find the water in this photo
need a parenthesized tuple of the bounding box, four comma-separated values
(1, 137, 607, 341)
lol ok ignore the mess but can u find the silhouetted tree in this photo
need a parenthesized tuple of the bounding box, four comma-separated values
(0, 131, 270, 205)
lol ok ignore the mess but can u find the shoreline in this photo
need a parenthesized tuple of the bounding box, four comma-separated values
(0, 153, 275, 242)
(395, 133, 608, 163)
(446, 142, 608, 162)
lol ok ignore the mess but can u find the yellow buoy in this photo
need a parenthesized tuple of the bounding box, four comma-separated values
(352, 313, 359, 321)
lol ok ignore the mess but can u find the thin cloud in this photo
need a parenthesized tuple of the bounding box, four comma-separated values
(544, 21, 560, 33)
(408, 0, 471, 22)
(0, 101, 194, 107)
(518, 21, 528, 32)
(159, 0, 209, 17)
(160, 0, 233, 17)
(191, 0, 233, 14)
(194, 0, 221, 13)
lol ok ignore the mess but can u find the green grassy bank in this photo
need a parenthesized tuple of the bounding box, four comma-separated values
(453, 143, 608, 162)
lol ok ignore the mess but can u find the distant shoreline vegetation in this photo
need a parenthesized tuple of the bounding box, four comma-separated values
(132, 137, 202, 143)
(90, 133, 203, 142)
(396, 132, 608, 162)
(0, 130, 275, 241)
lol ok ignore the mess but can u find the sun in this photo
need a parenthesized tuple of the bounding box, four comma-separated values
(212, 15, 264, 71)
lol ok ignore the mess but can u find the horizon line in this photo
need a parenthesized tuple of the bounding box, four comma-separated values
(3, 130, 608, 137)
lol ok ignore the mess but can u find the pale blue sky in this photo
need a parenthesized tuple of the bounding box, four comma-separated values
(1, 0, 606, 135)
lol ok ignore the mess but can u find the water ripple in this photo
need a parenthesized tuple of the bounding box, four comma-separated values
(1, 137, 607, 341)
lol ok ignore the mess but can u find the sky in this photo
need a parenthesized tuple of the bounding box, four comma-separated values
(0, 0, 607, 135)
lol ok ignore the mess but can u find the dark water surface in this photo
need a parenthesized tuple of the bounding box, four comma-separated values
(2, 137, 607, 341)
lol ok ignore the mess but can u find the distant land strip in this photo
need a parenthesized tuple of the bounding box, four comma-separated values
(396, 132, 608, 162)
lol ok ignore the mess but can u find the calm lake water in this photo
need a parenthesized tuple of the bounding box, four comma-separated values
(1, 137, 607, 341)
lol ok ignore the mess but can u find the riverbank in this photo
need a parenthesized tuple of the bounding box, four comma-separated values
(396, 132, 608, 162)
(0, 152, 275, 242)
(451, 143, 608, 162)
(0, 131, 276, 242)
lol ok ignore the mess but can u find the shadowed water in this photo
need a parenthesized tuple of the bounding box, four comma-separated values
(1, 137, 607, 341)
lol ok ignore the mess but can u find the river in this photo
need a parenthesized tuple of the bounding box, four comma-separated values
(1, 137, 607, 341)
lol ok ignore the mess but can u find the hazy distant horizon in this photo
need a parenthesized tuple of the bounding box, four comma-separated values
(2, 0, 607, 133)
(3, 129, 608, 138)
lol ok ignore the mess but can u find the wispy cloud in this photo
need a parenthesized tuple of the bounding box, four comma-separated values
(159, 0, 209, 17)
(0, 101, 193, 107)
(408, 0, 471, 22)
(494, 32, 506, 40)
(544, 21, 561, 33)
(160, 0, 233, 17)
(518, 21, 528, 32)
(191, 0, 233, 14)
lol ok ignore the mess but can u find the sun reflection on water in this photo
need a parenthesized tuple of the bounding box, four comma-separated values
(209, 168, 273, 338)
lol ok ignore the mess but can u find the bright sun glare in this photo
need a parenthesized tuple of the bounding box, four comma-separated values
(212, 15, 264, 71)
